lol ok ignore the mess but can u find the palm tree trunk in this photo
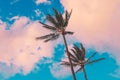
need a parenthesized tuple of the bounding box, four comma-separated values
(83, 67, 88, 80)
(62, 34, 77, 80)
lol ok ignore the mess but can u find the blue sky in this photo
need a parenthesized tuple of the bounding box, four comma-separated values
(0, 0, 120, 80)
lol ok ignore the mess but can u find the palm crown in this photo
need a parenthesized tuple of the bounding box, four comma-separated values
(61, 43, 105, 80)
(36, 8, 73, 42)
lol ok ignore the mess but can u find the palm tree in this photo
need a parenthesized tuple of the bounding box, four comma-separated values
(61, 43, 105, 80)
(36, 8, 77, 80)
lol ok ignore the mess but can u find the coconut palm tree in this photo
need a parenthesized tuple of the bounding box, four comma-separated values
(61, 43, 105, 80)
(36, 8, 77, 80)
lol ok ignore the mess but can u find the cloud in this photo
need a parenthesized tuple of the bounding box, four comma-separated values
(35, 0, 51, 5)
(0, 16, 54, 78)
(49, 62, 71, 79)
(61, 0, 120, 60)
(9, 16, 20, 21)
(60, 0, 120, 77)
(34, 9, 41, 16)
(110, 68, 120, 78)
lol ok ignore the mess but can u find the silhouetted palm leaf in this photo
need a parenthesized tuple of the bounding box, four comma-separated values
(71, 48, 80, 60)
(69, 52, 78, 62)
(86, 58, 105, 65)
(47, 14, 58, 27)
(37, 8, 76, 80)
(73, 45, 83, 60)
(64, 31, 74, 35)
(37, 8, 73, 42)
(61, 61, 70, 66)
(36, 33, 55, 40)
(53, 8, 64, 27)
(61, 61, 77, 66)
(87, 52, 97, 62)
(62, 43, 105, 80)
(44, 34, 59, 42)
(80, 43, 86, 58)
(39, 21, 56, 31)
(64, 9, 72, 27)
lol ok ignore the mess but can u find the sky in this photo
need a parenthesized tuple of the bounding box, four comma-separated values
(0, 0, 120, 80)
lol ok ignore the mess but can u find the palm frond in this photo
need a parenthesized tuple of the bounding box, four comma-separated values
(86, 58, 105, 65)
(80, 43, 86, 54)
(69, 57, 78, 63)
(64, 9, 72, 27)
(61, 61, 70, 66)
(68, 9, 72, 19)
(47, 14, 58, 27)
(44, 34, 59, 42)
(59, 13, 64, 27)
(64, 31, 74, 35)
(63, 10, 68, 27)
(69, 51, 78, 62)
(53, 8, 64, 27)
(61, 61, 77, 66)
(73, 45, 82, 60)
(36, 33, 55, 40)
(39, 21, 56, 31)
(76, 67, 83, 73)
(71, 48, 80, 60)
(53, 8, 60, 21)
(87, 52, 97, 62)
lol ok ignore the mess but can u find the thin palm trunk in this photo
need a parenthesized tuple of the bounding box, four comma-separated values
(62, 34, 77, 80)
(83, 67, 88, 80)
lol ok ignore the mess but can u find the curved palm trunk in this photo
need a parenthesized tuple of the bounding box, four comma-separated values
(83, 67, 88, 80)
(62, 34, 77, 80)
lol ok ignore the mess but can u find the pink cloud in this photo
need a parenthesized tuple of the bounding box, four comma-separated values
(0, 16, 53, 78)
(56, 0, 120, 78)
(50, 62, 71, 78)
(60, 0, 120, 62)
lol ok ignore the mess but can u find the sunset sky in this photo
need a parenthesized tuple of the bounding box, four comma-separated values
(0, 0, 120, 80)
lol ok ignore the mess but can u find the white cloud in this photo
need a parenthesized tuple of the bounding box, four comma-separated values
(35, 0, 51, 5)
(9, 16, 20, 21)
(35, 9, 41, 16)
(0, 16, 54, 78)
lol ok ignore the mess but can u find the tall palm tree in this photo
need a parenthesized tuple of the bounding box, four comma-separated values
(36, 8, 77, 80)
(61, 43, 105, 80)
